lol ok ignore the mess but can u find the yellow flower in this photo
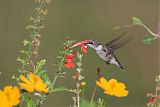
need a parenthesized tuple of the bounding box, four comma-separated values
(0, 86, 20, 107)
(96, 77, 128, 97)
(19, 73, 48, 93)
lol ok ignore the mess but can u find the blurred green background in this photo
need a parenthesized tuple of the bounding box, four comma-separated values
(0, 0, 159, 107)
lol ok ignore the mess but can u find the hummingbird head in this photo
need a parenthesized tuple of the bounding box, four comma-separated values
(85, 40, 103, 50)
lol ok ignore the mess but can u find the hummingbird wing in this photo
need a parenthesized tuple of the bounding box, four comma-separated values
(105, 53, 125, 71)
(105, 35, 131, 54)
(105, 32, 126, 47)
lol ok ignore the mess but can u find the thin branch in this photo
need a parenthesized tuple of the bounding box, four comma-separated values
(90, 85, 97, 105)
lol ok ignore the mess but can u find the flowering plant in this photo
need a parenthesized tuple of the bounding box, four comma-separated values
(0, 0, 159, 107)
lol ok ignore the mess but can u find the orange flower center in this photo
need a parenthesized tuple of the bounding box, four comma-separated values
(110, 81, 116, 89)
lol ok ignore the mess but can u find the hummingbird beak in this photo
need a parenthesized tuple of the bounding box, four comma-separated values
(70, 40, 89, 48)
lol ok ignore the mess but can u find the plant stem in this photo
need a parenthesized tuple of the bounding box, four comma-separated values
(142, 24, 157, 37)
(90, 85, 97, 105)
(76, 82, 80, 107)
(51, 57, 65, 88)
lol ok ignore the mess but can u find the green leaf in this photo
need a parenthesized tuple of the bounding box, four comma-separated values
(81, 98, 96, 107)
(97, 98, 106, 107)
(23, 39, 31, 46)
(41, 72, 52, 86)
(21, 95, 36, 107)
(27, 98, 36, 107)
(17, 57, 26, 65)
(34, 60, 46, 74)
(50, 87, 69, 93)
(143, 35, 155, 44)
(78, 75, 84, 81)
(132, 17, 144, 26)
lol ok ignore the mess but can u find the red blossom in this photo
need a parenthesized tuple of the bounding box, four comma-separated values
(150, 97, 155, 103)
(81, 45, 87, 53)
(64, 51, 77, 69)
(65, 59, 75, 69)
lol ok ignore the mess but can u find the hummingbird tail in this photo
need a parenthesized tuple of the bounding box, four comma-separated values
(112, 54, 125, 71)
(106, 54, 125, 71)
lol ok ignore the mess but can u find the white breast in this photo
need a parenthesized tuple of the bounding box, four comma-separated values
(95, 45, 109, 61)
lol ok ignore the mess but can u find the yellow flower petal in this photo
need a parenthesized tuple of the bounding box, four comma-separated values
(0, 86, 20, 107)
(4, 86, 12, 93)
(29, 73, 35, 84)
(11, 86, 21, 106)
(20, 75, 30, 84)
(19, 83, 34, 92)
(96, 77, 128, 97)
(100, 77, 108, 85)
(19, 73, 48, 93)
(117, 82, 126, 90)
(104, 90, 114, 96)
(96, 81, 102, 88)
(99, 77, 109, 90)
(114, 89, 128, 97)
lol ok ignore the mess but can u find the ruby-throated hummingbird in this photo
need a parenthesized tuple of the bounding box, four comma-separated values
(85, 33, 130, 71)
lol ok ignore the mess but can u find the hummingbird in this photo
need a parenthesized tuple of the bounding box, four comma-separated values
(85, 33, 130, 71)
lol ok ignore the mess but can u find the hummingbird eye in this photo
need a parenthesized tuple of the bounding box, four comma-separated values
(88, 41, 94, 44)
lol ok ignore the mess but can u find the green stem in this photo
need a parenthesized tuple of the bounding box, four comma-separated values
(51, 57, 65, 88)
(76, 82, 80, 107)
(32, 0, 45, 37)
(141, 25, 157, 37)
(90, 85, 97, 105)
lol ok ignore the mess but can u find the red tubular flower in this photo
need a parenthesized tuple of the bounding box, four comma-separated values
(64, 51, 77, 69)
(72, 40, 89, 47)
(71, 40, 89, 53)
(150, 97, 155, 103)
(65, 59, 75, 69)
(81, 45, 87, 53)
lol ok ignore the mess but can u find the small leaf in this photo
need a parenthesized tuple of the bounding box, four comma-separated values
(143, 35, 155, 44)
(41, 72, 52, 86)
(37, 60, 46, 68)
(132, 17, 144, 26)
(34, 60, 46, 74)
(50, 87, 69, 93)
(78, 75, 84, 81)
(77, 62, 82, 67)
(17, 57, 26, 65)
(97, 98, 106, 107)
(45, 0, 51, 4)
(23, 40, 31, 46)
